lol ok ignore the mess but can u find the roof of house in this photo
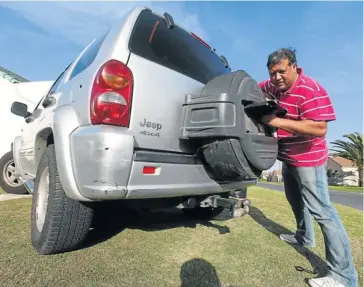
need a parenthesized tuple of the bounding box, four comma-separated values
(329, 156, 357, 168)
(0, 65, 29, 83)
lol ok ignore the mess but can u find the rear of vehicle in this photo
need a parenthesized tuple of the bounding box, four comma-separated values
(65, 7, 272, 202)
(30, 6, 278, 255)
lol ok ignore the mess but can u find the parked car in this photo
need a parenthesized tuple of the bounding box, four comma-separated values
(10, 7, 278, 255)
(0, 79, 53, 194)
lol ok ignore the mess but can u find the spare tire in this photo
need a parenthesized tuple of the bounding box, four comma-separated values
(200, 139, 261, 182)
(180, 70, 278, 181)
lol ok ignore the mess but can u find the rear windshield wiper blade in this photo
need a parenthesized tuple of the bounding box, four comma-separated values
(163, 12, 174, 29)
(220, 55, 230, 69)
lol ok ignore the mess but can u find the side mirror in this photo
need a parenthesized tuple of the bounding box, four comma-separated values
(11, 102, 29, 118)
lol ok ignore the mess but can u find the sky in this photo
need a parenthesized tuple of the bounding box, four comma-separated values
(0, 1, 362, 169)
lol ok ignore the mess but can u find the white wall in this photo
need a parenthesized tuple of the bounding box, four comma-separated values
(342, 167, 359, 186)
(327, 158, 359, 186)
(0, 78, 53, 159)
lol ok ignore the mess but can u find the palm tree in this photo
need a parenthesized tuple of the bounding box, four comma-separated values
(330, 132, 363, 187)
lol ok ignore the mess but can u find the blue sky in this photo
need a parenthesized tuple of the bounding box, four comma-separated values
(0, 1, 362, 155)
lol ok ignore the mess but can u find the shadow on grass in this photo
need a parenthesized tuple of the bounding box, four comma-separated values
(249, 206, 328, 277)
(180, 258, 240, 287)
(180, 258, 221, 287)
(81, 202, 231, 250)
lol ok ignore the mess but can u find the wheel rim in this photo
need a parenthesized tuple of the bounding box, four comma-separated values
(2, 159, 22, 187)
(36, 166, 50, 231)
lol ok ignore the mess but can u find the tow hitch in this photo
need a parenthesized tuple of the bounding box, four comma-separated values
(200, 195, 251, 218)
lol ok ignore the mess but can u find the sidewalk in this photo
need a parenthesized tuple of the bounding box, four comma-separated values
(0, 194, 31, 201)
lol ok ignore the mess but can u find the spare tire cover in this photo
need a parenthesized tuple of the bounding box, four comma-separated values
(180, 70, 278, 178)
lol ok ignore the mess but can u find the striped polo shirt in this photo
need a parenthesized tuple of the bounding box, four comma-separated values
(259, 68, 336, 167)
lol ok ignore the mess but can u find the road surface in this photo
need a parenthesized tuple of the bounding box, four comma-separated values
(257, 182, 363, 211)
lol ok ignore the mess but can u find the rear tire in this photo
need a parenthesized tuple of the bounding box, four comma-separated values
(201, 139, 261, 182)
(31, 144, 94, 255)
(0, 151, 28, 195)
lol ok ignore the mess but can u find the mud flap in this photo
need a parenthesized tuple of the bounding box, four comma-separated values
(180, 70, 279, 180)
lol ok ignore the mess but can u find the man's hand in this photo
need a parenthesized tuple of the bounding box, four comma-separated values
(260, 115, 327, 137)
(260, 114, 280, 127)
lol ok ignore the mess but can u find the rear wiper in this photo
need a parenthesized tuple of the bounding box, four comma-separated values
(220, 55, 230, 69)
(163, 12, 174, 29)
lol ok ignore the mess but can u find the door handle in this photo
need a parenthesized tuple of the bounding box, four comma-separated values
(42, 96, 56, 108)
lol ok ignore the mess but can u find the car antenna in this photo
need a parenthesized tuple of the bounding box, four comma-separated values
(163, 12, 174, 29)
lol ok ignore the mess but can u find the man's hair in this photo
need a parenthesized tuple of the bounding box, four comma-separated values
(267, 48, 297, 68)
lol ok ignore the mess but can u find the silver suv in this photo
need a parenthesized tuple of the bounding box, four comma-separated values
(10, 7, 278, 255)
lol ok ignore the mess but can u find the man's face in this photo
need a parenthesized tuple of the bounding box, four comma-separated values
(269, 58, 297, 92)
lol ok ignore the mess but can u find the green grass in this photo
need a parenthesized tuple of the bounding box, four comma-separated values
(327, 185, 363, 193)
(0, 187, 362, 287)
(259, 180, 363, 193)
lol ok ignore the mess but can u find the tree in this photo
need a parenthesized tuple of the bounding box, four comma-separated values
(330, 132, 363, 187)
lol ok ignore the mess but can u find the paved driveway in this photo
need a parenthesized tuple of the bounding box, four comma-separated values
(257, 182, 363, 211)
(0, 194, 31, 201)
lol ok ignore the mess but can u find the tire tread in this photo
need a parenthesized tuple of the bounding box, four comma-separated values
(31, 144, 93, 255)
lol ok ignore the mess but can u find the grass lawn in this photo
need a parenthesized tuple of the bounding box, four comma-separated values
(259, 180, 363, 193)
(0, 187, 362, 287)
(327, 185, 363, 193)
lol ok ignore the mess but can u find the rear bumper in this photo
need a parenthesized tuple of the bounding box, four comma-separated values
(69, 125, 134, 200)
(126, 156, 257, 199)
(69, 125, 256, 201)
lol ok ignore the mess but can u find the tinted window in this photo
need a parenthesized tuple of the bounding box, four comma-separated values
(69, 32, 108, 80)
(46, 64, 71, 97)
(129, 10, 230, 84)
(31, 78, 59, 112)
(29, 64, 71, 113)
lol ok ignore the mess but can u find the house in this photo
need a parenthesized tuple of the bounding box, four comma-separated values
(0, 65, 29, 84)
(261, 170, 270, 180)
(0, 65, 53, 160)
(327, 156, 359, 186)
(268, 169, 283, 182)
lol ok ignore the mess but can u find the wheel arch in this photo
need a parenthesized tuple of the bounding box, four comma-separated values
(34, 127, 54, 170)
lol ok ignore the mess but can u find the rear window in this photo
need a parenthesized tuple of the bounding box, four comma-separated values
(128, 10, 230, 84)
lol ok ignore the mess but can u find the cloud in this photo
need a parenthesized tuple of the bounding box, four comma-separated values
(298, 2, 363, 96)
(151, 2, 209, 41)
(298, 2, 363, 141)
(1, 1, 209, 46)
(0, 4, 83, 80)
(0, 1, 209, 81)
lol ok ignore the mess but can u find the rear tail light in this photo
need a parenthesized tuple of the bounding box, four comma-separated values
(90, 59, 133, 126)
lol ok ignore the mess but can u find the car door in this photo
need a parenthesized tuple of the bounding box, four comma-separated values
(18, 67, 69, 177)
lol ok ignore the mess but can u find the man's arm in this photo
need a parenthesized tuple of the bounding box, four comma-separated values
(263, 116, 327, 137)
(262, 81, 335, 137)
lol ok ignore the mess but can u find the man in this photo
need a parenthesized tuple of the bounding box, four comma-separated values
(258, 48, 358, 287)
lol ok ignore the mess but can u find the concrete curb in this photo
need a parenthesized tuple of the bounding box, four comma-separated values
(0, 194, 32, 201)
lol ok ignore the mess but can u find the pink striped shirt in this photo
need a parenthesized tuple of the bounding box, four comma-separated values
(259, 68, 336, 167)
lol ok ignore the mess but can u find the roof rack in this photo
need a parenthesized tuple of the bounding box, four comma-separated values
(0, 65, 29, 83)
